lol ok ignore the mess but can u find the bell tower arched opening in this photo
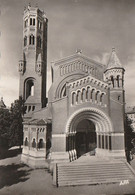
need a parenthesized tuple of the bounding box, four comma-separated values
(76, 119, 96, 157)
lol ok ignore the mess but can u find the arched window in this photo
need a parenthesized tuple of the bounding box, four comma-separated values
(95, 91, 100, 103)
(95, 91, 98, 101)
(76, 91, 81, 104)
(24, 137, 28, 146)
(29, 34, 35, 45)
(30, 18, 35, 26)
(82, 89, 86, 102)
(86, 87, 90, 101)
(111, 76, 114, 88)
(90, 89, 95, 101)
(32, 138, 36, 148)
(100, 93, 104, 103)
(32, 106, 35, 111)
(25, 79, 35, 99)
(72, 92, 76, 105)
(117, 75, 120, 87)
(28, 106, 31, 112)
(30, 18, 32, 25)
(38, 139, 44, 149)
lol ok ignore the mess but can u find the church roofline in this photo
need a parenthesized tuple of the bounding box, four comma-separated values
(52, 52, 106, 69)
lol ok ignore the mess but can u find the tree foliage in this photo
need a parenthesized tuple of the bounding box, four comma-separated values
(0, 96, 25, 150)
(124, 114, 135, 152)
(0, 108, 12, 149)
(8, 96, 25, 148)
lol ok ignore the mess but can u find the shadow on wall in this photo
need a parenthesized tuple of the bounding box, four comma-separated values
(0, 163, 32, 189)
(0, 148, 22, 160)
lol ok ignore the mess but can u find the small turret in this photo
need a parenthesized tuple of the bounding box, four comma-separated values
(104, 48, 125, 89)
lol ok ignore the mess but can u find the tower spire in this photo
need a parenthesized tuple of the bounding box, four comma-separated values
(107, 48, 122, 70)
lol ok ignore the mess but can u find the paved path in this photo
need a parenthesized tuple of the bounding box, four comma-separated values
(0, 152, 135, 195)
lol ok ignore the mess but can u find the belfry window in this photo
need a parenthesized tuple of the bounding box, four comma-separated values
(33, 18, 35, 26)
(30, 18, 35, 26)
(29, 35, 35, 45)
(25, 79, 35, 99)
(30, 18, 32, 25)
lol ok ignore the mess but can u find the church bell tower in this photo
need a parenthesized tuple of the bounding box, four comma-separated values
(19, 4, 48, 114)
(104, 48, 125, 134)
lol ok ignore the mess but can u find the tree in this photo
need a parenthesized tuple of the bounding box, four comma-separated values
(0, 108, 12, 151)
(124, 114, 135, 152)
(8, 96, 25, 148)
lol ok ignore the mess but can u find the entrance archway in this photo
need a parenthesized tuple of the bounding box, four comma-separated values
(65, 107, 113, 161)
(76, 119, 96, 157)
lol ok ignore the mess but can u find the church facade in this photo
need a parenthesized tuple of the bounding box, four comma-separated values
(20, 5, 126, 169)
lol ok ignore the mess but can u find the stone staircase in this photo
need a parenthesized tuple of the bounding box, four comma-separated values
(53, 156, 135, 187)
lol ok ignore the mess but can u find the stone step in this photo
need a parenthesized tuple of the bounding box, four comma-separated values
(54, 160, 135, 187)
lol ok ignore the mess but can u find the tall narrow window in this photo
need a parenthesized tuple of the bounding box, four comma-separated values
(111, 76, 114, 88)
(30, 18, 32, 25)
(33, 18, 35, 26)
(117, 75, 120, 87)
(30, 18, 35, 26)
(33, 36, 35, 45)
(25, 79, 35, 99)
(72, 92, 76, 105)
(29, 35, 35, 45)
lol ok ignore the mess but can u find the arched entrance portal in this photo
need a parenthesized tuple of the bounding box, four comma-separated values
(76, 119, 96, 157)
(66, 108, 113, 161)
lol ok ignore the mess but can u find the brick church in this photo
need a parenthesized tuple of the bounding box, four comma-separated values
(18, 5, 135, 186)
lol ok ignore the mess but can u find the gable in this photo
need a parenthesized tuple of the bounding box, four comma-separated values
(52, 53, 106, 82)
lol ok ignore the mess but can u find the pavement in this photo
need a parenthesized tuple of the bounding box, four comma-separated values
(0, 150, 135, 195)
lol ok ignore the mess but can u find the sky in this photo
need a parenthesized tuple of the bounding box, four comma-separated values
(0, 0, 135, 107)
